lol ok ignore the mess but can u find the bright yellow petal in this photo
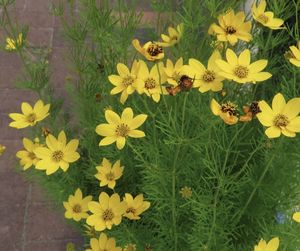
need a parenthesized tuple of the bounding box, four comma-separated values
(286, 117, 300, 132)
(99, 137, 116, 146)
(272, 93, 286, 113)
(265, 126, 281, 138)
(238, 49, 250, 66)
(251, 72, 272, 82)
(95, 124, 115, 136)
(128, 130, 145, 138)
(293, 212, 300, 223)
(249, 60, 268, 73)
(116, 137, 126, 150)
(266, 237, 279, 251)
(21, 102, 33, 115)
(121, 107, 134, 122)
(290, 46, 300, 60)
(210, 99, 221, 116)
(226, 49, 238, 66)
(105, 110, 121, 125)
(282, 98, 300, 119)
(108, 75, 123, 86)
(117, 63, 130, 76)
(129, 114, 147, 129)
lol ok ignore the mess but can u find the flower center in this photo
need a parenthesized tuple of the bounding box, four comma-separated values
(115, 123, 130, 137)
(52, 150, 64, 162)
(250, 101, 261, 116)
(126, 207, 136, 214)
(178, 75, 193, 90)
(28, 152, 36, 160)
(258, 14, 269, 24)
(105, 172, 115, 181)
(122, 76, 134, 87)
(102, 209, 114, 221)
(274, 114, 289, 127)
(202, 70, 216, 83)
(72, 204, 82, 213)
(147, 43, 163, 56)
(26, 113, 37, 123)
(144, 78, 157, 89)
(225, 26, 236, 34)
(221, 102, 237, 116)
(234, 66, 249, 79)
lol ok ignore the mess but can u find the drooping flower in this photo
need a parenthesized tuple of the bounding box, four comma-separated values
(158, 23, 184, 47)
(85, 233, 122, 251)
(292, 212, 300, 223)
(16, 138, 41, 170)
(136, 60, 167, 102)
(179, 186, 192, 198)
(96, 108, 147, 150)
(63, 188, 92, 222)
(33, 131, 80, 175)
(5, 33, 23, 51)
(132, 39, 164, 61)
(86, 192, 127, 231)
(252, 0, 284, 30)
(210, 98, 239, 125)
(95, 158, 124, 189)
(0, 144, 6, 156)
(187, 50, 224, 93)
(216, 49, 272, 84)
(239, 101, 261, 122)
(256, 93, 300, 138)
(123, 193, 150, 220)
(9, 100, 50, 129)
(108, 61, 142, 104)
(254, 237, 279, 251)
(288, 41, 300, 67)
(208, 10, 252, 46)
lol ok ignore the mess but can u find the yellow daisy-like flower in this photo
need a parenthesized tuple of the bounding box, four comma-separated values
(86, 192, 127, 231)
(95, 158, 124, 189)
(208, 10, 252, 46)
(123, 193, 150, 220)
(132, 39, 164, 61)
(96, 107, 147, 150)
(0, 144, 6, 156)
(158, 23, 184, 47)
(288, 41, 300, 67)
(163, 57, 186, 86)
(293, 212, 300, 223)
(86, 233, 122, 251)
(33, 131, 80, 175)
(179, 186, 192, 198)
(254, 237, 279, 251)
(216, 49, 272, 84)
(9, 100, 50, 129)
(16, 138, 40, 170)
(108, 61, 141, 104)
(136, 60, 167, 102)
(256, 93, 300, 138)
(63, 188, 92, 222)
(252, 0, 284, 30)
(124, 244, 137, 251)
(187, 50, 224, 93)
(6, 33, 23, 51)
(210, 98, 239, 125)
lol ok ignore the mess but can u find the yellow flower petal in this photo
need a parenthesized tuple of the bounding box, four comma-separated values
(266, 237, 279, 251)
(265, 126, 281, 138)
(121, 107, 134, 122)
(99, 137, 116, 146)
(105, 110, 121, 125)
(128, 130, 145, 138)
(129, 114, 147, 129)
(286, 117, 300, 132)
(117, 63, 130, 76)
(272, 93, 286, 113)
(226, 49, 238, 66)
(210, 99, 221, 116)
(116, 137, 126, 149)
(249, 60, 268, 73)
(95, 124, 115, 136)
(293, 212, 300, 223)
(238, 49, 250, 66)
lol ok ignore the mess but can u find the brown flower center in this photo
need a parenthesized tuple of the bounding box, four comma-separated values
(258, 14, 269, 24)
(28, 152, 36, 160)
(144, 78, 157, 89)
(115, 123, 130, 137)
(52, 150, 64, 162)
(102, 209, 114, 221)
(250, 101, 261, 116)
(147, 43, 163, 56)
(221, 102, 237, 116)
(225, 26, 236, 34)
(122, 76, 134, 87)
(202, 70, 216, 83)
(105, 172, 115, 181)
(274, 114, 289, 127)
(178, 75, 193, 90)
(72, 204, 82, 213)
(26, 113, 37, 123)
(126, 207, 136, 214)
(234, 66, 249, 79)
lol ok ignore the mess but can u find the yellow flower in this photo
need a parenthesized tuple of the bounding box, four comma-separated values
(86, 192, 127, 231)
(63, 188, 92, 222)
(124, 244, 137, 251)
(132, 39, 164, 61)
(0, 144, 6, 156)
(288, 41, 300, 67)
(9, 100, 50, 129)
(210, 98, 239, 125)
(95, 158, 124, 189)
(216, 49, 272, 84)
(208, 10, 252, 46)
(95, 107, 147, 150)
(86, 233, 122, 251)
(136, 60, 167, 102)
(187, 50, 224, 93)
(179, 186, 192, 198)
(33, 131, 80, 175)
(16, 138, 40, 170)
(108, 61, 141, 104)
(123, 193, 150, 220)
(254, 237, 279, 251)
(6, 33, 23, 51)
(252, 0, 284, 30)
(256, 93, 300, 138)
(158, 23, 183, 47)
(163, 57, 185, 86)
(293, 212, 300, 223)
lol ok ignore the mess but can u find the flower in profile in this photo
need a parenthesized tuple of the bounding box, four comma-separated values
(63, 188, 92, 222)
(216, 49, 272, 84)
(208, 10, 252, 46)
(6, 33, 23, 51)
(179, 186, 192, 198)
(96, 107, 147, 150)
(158, 23, 184, 47)
(123, 193, 150, 220)
(288, 41, 300, 67)
(86, 233, 122, 251)
(16, 138, 41, 170)
(95, 158, 124, 189)
(34, 131, 80, 175)
(254, 237, 279, 251)
(252, 0, 284, 30)
(256, 93, 300, 138)
(108, 61, 141, 104)
(9, 100, 50, 129)
(210, 99, 238, 125)
(292, 212, 300, 223)
(124, 244, 136, 251)
(132, 39, 164, 61)
(187, 50, 224, 93)
(0, 144, 6, 156)
(86, 192, 127, 231)
(136, 60, 167, 102)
